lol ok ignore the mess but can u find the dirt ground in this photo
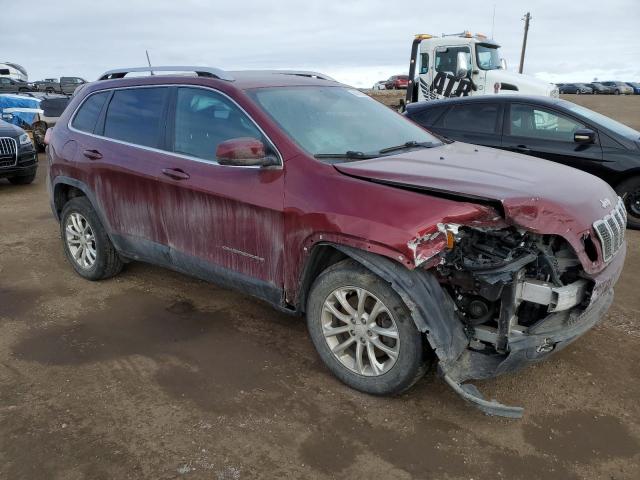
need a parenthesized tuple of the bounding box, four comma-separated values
(1, 109, 640, 478)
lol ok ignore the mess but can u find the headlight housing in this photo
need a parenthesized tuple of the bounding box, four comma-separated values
(18, 133, 32, 147)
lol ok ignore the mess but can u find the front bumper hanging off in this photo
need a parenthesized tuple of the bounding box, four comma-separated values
(443, 242, 625, 418)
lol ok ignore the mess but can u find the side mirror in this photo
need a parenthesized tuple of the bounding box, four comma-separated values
(574, 128, 595, 144)
(456, 52, 469, 79)
(500, 58, 507, 70)
(216, 137, 278, 167)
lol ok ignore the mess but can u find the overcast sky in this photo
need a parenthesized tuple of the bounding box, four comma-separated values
(2, 0, 638, 87)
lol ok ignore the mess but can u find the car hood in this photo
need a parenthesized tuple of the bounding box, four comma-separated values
(335, 142, 618, 271)
(0, 120, 21, 137)
(484, 69, 556, 96)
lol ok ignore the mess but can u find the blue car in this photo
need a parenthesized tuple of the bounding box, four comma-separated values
(625, 82, 640, 94)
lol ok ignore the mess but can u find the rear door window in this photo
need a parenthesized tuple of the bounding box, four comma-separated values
(441, 103, 500, 133)
(172, 87, 264, 162)
(103, 87, 168, 148)
(71, 91, 110, 133)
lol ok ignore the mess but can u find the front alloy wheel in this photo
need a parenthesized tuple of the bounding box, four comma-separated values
(306, 259, 429, 395)
(322, 286, 400, 376)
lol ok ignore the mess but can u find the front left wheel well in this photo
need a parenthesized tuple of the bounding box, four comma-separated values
(297, 244, 349, 312)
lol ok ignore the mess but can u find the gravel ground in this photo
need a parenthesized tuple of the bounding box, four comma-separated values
(1, 145, 639, 479)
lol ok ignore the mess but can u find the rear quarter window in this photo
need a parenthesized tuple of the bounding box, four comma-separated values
(103, 87, 168, 148)
(71, 91, 110, 133)
(409, 106, 447, 127)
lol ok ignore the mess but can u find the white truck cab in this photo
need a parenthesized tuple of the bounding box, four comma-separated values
(405, 32, 558, 104)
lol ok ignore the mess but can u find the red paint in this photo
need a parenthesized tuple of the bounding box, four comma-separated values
(49, 72, 621, 308)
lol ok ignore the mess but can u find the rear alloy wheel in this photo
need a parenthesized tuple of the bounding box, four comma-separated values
(61, 196, 123, 280)
(307, 259, 428, 395)
(65, 212, 98, 270)
(615, 177, 640, 229)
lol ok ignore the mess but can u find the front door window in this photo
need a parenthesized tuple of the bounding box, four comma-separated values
(509, 104, 586, 141)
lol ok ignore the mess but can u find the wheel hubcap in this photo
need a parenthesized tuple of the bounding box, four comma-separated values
(65, 212, 97, 269)
(321, 287, 400, 377)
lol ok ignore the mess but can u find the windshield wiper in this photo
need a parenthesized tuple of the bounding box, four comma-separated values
(377, 141, 435, 154)
(314, 151, 375, 160)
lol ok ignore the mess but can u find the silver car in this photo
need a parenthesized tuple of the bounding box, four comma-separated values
(602, 81, 634, 95)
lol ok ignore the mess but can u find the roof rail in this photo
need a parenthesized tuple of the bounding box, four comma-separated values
(242, 70, 337, 82)
(97, 66, 234, 81)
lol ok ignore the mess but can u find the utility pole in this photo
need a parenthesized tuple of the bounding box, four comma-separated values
(518, 12, 531, 74)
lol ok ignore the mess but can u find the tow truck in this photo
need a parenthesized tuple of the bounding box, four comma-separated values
(405, 32, 558, 105)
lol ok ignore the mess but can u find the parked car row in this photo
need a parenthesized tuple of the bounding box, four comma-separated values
(0, 76, 87, 95)
(43, 66, 628, 417)
(557, 81, 637, 95)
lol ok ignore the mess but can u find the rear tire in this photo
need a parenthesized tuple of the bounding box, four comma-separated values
(614, 89, 620, 95)
(306, 259, 429, 395)
(60, 196, 123, 280)
(8, 173, 36, 185)
(615, 177, 640, 229)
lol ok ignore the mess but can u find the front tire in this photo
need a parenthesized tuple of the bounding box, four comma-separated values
(306, 259, 428, 395)
(60, 197, 123, 280)
(615, 177, 640, 229)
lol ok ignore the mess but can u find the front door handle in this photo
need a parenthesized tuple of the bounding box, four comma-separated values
(83, 149, 102, 160)
(161, 168, 190, 181)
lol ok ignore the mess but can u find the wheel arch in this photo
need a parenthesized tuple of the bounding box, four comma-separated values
(299, 242, 468, 366)
(52, 177, 113, 235)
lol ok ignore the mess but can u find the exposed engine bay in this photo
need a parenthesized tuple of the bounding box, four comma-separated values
(437, 227, 592, 354)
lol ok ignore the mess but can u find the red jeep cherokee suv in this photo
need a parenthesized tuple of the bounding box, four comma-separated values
(47, 66, 626, 417)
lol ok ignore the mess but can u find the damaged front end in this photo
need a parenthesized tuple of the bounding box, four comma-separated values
(428, 219, 626, 417)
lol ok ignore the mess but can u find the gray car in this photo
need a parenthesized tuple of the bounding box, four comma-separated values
(0, 77, 35, 93)
(601, 81, 634, 95)
(35, 77, 87, 95)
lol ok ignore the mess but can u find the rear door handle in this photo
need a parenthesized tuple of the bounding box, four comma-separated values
(83, 149, 102, 160)
(161, 168, 190, 181)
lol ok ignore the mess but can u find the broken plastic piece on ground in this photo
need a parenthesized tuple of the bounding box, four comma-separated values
(443, 374, 524, 418)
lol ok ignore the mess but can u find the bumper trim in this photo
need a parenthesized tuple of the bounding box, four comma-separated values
(444, 374, 524, 418)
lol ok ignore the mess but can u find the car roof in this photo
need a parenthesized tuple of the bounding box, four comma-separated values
(405, 94, 564, 113)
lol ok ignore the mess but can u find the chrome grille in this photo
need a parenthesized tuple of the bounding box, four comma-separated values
(593, 198, 627, 262)
(0, 137, 18, 168)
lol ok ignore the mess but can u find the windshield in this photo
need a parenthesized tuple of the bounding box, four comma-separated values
(248, 86, 441, 158)
(563, 102, 640, 140)
(476, 44, 502, 70)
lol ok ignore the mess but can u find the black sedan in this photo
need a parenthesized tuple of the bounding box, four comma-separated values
(405, 95, 640, 228)
(589, 82, 614, 94)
